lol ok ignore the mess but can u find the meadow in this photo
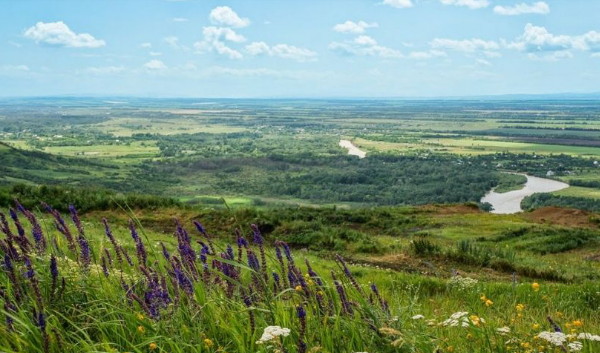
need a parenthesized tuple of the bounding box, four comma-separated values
(0, 200, 599, 353)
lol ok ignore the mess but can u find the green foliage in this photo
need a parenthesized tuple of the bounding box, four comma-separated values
(522, 193, 600, 212)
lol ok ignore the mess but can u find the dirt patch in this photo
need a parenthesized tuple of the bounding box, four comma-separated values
(523, 207, 598, 228)
(418, 204, 482, 216)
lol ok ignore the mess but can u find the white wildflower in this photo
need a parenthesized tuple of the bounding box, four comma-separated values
(448, 275, 479, 290)
(537, 331, 568, 346)
(411, 314, 425, 320)
(497, 326, 511, 335)
(577, 333, 600, 341)
(441, 312, 469, 327)
(568, 341, 583, 352)
(256, 326, 291, 344)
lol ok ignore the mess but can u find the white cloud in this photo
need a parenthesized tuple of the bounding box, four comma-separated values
(494, 2, 550, 15)
(150, 51, 162, 56)
(527, 50, 573, 61)
(431, 38, 500, 52)
(209, 6, 250, 28)
(24, 21, 105, 48)
(476, 58, 492, 66)
(508, 24, 600, 52)
(407, 50, 447, 59)
(0, 65, 29, 72)
(85, 66, 125, 75)
(194, 26, 245, 59)
(592, 53, 600, 58)
(172, 17, 189, 22)
(440, 0, 489, 9)
(143, 59, 167, 70)
(140, 42, 152, 48)
(245, 42, 317, 62)
(333, 21, 378, 34)
(329, 35, 403, 59)
(382, 0, 414, 8)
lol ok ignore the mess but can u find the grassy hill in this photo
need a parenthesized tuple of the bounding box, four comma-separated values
(0, 200, 598, 353)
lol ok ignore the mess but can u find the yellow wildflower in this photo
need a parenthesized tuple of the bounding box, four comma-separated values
(447, 346, 454, 352)
(149, 343, 158, 351)
(572, 320, 583, 327)
(295, 285, 303, 292)
(485, 299, 493, 307)
(532, 323, 540, 330)
(531, 282, 540, 292)
(204, 338, 214, 348)
(137, 313, 145, 321)
(137, 326, 145, 334)
(516, 304, 525, 311)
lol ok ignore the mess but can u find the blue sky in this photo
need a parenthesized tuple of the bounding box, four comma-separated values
(1, 0, 599, 97)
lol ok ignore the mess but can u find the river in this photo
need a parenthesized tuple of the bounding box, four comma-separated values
(339, 139, 366, 158)
(481, 173, 569, 214)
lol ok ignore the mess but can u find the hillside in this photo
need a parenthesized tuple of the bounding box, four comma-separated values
(0, 201, 598, 353)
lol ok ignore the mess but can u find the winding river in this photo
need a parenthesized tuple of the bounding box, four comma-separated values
(481, 174, 569, 214)
(339, 139, 366, 158)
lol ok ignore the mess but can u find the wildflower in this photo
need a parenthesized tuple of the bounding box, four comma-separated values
(137, 313, 145, 321)
(484, 299, 493, 307)
(412, 314, 425, 320)
(577, 333, 600, 341)
(567, 341, 583, 352)
(572, 320, 583, 328)
(447, 346, 454, 352)
(532, 282, 540, 292)
(137, 326, 145, 333)
(379, 327, 402, 336)
(203, 338, 214, 348)
(497, 327, 511, 335)
(255, 326, 291, 344)
(149, 342, 158, 350)
(515, 304, 525, 311)
(295, 285, 303, 292)
(537, 331, 567, 346)
(532, 323, 540, 330)
(448, 275, 478, 290)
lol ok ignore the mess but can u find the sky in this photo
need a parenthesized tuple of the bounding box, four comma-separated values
(1, 0, 600, 98)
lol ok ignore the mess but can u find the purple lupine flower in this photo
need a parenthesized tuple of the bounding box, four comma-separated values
(120, 245, 134, 266)
(101, 256, 109, 277)
(50, 255, 58, 279)
(24, 257, 35, 279)
(174, 268, 194, 295)
(272, 272, 281, 292)
(226, 245, 234, 261)
(250, 224, 263, 245)
(236, 233, 247, 262)
(306, 259, 323, 286)
(3, 255, 13, 273)
(160, 242, 170, 261)
(370, 283, 389, 313)
(193, 220, 207, 235)
(199, 245, 209, 270)
(296, 304, 307, 353)
(33, 310, 46, 331)
(336, 255, 364, 295)
(69, 205, 85, 236)
(129, 221, 147, 265)
(243, 293, 255, 333)
(102, 219, 122, 263)
(43, 203, 76, 253)
(333, 271, 353, 315)
(78, 236, 91, 270)
(247, 250, 260, 272)
(31, 220, 46, 253)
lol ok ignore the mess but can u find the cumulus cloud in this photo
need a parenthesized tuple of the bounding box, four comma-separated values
(245, 42, 317, 62)
(431, 38, 500, 52)
(143, 59, 167, 70)
(382, 0, 414, 8)
(527, 50, 573, 61)
(209, 6, 250, 28)
(494, 1, 550, 15)
(507, 23, 600, 52)
(333, 20, 378, 34)
(140, 42, 152, 48)
(194, 26, 245, 59)
(172, 17, 189, 22)
(440, 0, 489, 9)
(330, 35, 403, 58)
(407, 50, 447, 59)
(24, 21, 105, 48)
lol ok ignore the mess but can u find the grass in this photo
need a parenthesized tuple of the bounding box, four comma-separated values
(93, 117, 247, 137)
(1, 200, 600, 353)
(553, 187, 600, 199)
